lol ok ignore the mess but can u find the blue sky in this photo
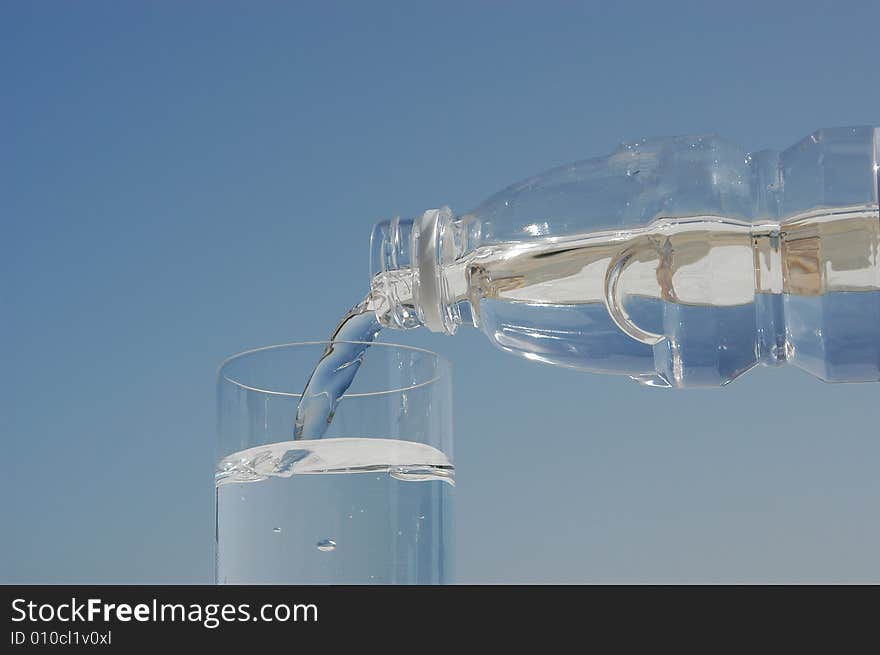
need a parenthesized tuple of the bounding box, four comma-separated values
(3, 0, 879, 582)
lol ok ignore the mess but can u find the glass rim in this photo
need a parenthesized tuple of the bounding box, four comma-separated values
(218, 340, 452, 399)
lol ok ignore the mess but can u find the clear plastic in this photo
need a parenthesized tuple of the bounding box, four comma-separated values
(216, 342, 453, 584)
(369, 126, 880, 387)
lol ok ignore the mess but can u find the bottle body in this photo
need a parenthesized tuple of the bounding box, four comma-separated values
(370, 127, 880, 387)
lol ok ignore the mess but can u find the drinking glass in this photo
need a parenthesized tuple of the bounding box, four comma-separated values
(216, 341, 453, 584)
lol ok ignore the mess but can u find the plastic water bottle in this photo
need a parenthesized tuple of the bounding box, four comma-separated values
(368, 126, 880, 388)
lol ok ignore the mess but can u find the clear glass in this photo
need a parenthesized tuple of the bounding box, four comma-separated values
(215, 342, 453, 584)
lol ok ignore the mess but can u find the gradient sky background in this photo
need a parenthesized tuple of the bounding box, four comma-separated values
(3, 1, 880, 583)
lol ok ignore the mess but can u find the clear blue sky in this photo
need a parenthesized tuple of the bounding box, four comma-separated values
(3, 0, 879, 582)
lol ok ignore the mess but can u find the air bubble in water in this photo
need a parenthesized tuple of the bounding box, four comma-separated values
(272, 527, 282, 534)
(316, 538, 337, 552)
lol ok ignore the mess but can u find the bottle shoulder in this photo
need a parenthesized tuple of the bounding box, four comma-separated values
(461, 127, 879, 248)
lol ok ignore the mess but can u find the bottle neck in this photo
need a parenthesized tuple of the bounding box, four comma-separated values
(369, 207, 462, 334)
